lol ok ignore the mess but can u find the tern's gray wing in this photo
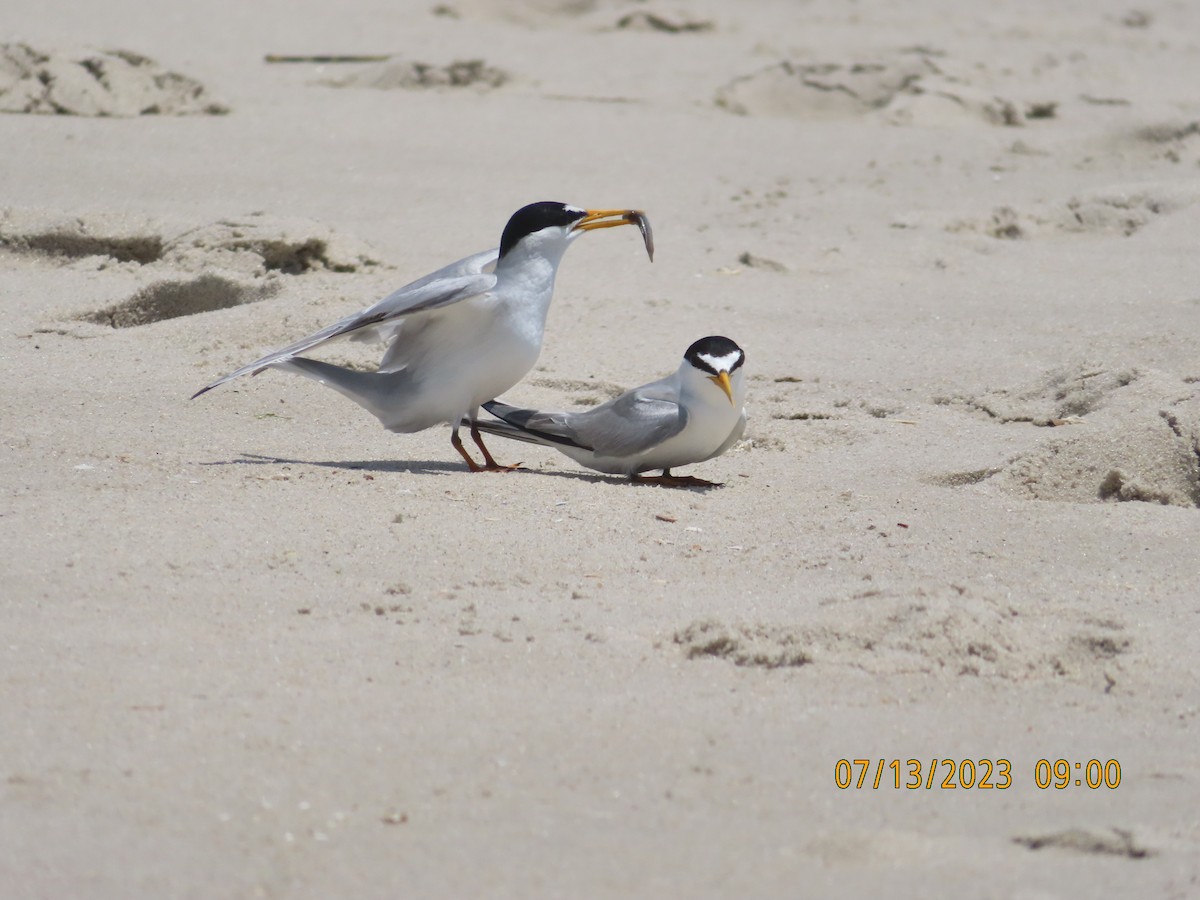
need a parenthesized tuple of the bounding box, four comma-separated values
(192, 248, 499, 398)
(573, 379, 687, 457)
(485, 378, 686, 458)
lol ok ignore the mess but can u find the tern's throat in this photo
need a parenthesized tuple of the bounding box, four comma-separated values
(494, 240, 569, 318)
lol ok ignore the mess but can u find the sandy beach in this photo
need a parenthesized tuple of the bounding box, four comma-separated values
(3, 0, 1199, 896)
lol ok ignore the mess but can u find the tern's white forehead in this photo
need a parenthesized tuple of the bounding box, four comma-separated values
(698, 350, 742, 373)
(565, 204, 586, 216)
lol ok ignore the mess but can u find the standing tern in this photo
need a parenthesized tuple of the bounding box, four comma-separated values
(477, 335, 747, 487)
(191, 201, 653, 471)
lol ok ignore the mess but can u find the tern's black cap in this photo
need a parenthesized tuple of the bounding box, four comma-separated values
(499, 202, 587, 258)
(685, 336, 745, 374)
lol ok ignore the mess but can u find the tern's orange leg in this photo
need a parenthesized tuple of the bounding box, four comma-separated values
(450, 429, 484, 472)
(632, 469, 723, 489)
(470, 422, 521, 472)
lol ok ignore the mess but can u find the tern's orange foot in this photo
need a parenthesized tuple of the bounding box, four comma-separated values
(479, 461, 524, 472)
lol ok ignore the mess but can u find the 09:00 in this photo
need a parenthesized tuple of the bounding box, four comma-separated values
(1034, 759, 1121, 789)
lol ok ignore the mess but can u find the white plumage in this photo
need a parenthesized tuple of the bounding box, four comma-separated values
(192, 202, 653, 470)
(478, 336, 747, 488)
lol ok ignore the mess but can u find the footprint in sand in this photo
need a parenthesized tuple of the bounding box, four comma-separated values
(715, 57, 930, 120)
(612, 11, 714, 33)
(1, 210, 381, 276)
(1014, 828, 1153, 859)
(0, 43, 227, 116)
(0, 208, 165, 265)
(2, 209, 383, 328)
(715, 50, 1051, 126)
(935, 366, 1200, 508)
(1104, 120, 1200, 167)
(945, 181, 1200, 240)
(81, 274, 282, 329)
(673, 586, 1130, 684)
(319, 58, 508, 91)
(161, 214, 384, 275)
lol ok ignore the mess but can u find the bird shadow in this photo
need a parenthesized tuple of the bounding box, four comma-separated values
(200, 454, 724, 490)
(517, 467, 725, 491)
(200, 453, 465, 476)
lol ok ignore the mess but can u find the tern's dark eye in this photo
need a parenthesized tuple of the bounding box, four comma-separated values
(499, 202, 587, 257)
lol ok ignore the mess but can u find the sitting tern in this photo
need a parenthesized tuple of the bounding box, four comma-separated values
(477, 336, 747, 487)
(191, 201, 653, 471)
